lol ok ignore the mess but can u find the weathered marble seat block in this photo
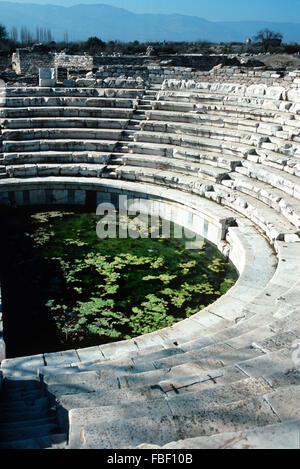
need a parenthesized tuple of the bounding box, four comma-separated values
(39, 68, 57, 87)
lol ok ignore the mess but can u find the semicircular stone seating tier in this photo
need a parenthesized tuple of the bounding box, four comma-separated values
(0, 78, 299, 449)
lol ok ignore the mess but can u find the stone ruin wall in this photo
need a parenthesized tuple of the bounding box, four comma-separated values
(11, 49, 54, 75)
(84, 65, 300, 88)
(2, 48, 300, 90)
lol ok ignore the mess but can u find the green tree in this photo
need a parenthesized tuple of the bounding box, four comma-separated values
(253, 29, 283, 52)
(85, 36, 105, 55)
(0, 23, 7, 41)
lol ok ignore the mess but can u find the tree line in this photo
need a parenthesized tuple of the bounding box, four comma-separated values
(0, 23, 300, 56)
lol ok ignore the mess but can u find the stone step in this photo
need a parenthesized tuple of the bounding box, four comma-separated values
(0, 422, 59, 443)
(79, 395, 279, 449)
(236, 160, 300, 201)
(45, 376, 119, 401)
(6, 163, 108, 178)
(0, 433, 67, 450)
(4, 87, 145, 98)
(2, 97, 138, 109)
(71, 346, 184, 372)
(202, 103, 295, 124)
(114, 166, 215, 192)
(146, 109, 300, 142)
(171, 147, 242, 170)
(1, 117, 131, 130)
(138, 420, 300, 449)
(2, 139, 120, 153)
(1, 388, 45, 402)
(0, 107, 135, 119)
(3, 376, 42, 390)
(66, 313, 299, 388)
(264, 386, 300, 421)
(56, 384, 164, 413)
(226, 172, 300, 228)
(129, 135, 253, 159)
(207, 184, 299, 241)
(2, 128, 125, 141)
(42, 371, 100, 386)
(120, 154, 231, 181)
(145, 109, 263, 129)
(0, 407, 56, 424)
(0, 396, 49, 411)
(68, 376, 272, 448)
(2, 150, 112, 165)
(236, 346, 298, 379)
(152, 343, 264, 371)
(156, 89, 294, 107)
(0, 415, 57, 432)
(142, 120, 265, 143)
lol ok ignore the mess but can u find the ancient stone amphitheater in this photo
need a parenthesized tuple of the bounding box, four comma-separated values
(0, 66, 299, 449)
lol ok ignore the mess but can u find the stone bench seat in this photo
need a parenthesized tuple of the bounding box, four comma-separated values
(67, 317, 299, 381)
(1, 139, 122, 153)
(41, 344, 296, 396)
(138, 120, 300, 158)
(114, 164, 298, 241)
(114, 166, 220, 190)
(1, 128, 127, 142)
(172, 147, 242, 170)
(235, 160, 300, 200)
(152, 98, 299, 122)
(160, 82, 291, 100)
(0, 107, 135, 119)
(0, 117, 131, 130)
(154, 96, 293, 118)
(146, 107, 298, 126)
(6, 163, 108, 178)
(74, 310, 299, 386)
(145, 110, 299, 142)
(151, 103, 300, 140)
(77, 387, 297, 448)
(4, 88, 145, 99)
(140, 121, 297, 150)
(225, 172, 300, 228)
(43, 282, 300, 376)
(71, 388, 279, 448)
(120, 154, 231, 182)
(204, 184, 299, 241)
(130, 134, 255, 158)
(1, 97, 137, 109)
(152, 100, 298, 122)
(1, 151, 113, 165)
(156, 89, 300, 109)
(78, 160, 299, 240)
(136, 420, 300, 449)
(251, 148, 300, 175)
(56, 367, 297, 422)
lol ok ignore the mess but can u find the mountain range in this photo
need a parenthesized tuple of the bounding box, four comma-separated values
(0, 1, 300, 43)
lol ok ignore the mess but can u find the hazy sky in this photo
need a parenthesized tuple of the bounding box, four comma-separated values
(2, 0, 300, 23)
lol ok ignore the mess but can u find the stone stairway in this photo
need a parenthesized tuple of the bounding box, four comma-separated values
(0, 371, 67, 449)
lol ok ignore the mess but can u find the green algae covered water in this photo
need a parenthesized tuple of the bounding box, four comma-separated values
(0, 207, 238, 357)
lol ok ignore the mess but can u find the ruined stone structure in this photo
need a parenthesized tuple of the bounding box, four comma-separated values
(0, 65, 299, 449)
(10, 49, 243, 77)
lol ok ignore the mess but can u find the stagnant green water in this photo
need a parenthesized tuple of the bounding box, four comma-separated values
(0, 206, 238, 357)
